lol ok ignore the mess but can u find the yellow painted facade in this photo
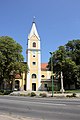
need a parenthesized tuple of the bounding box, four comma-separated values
(14, 68, 51, 91)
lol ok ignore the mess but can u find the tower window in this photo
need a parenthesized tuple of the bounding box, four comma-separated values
(41, 75, 45, 78)
(32, 74, 37, 78)
(33, 42, 36, 47)
(32, 62, 36, 65)
(33, 55, 35, 57)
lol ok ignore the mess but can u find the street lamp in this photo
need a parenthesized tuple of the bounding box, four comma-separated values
(50, 52, 54, 97)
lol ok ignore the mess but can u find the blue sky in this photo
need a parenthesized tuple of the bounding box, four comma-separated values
(0, 0, 80, 62)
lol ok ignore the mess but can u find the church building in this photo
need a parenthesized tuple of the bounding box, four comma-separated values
(14, 20, 52, 91)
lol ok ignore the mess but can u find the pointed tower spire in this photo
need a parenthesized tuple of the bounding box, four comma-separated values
(28, 17, 40, 40)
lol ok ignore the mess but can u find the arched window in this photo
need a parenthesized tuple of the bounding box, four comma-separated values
(41, 75, 45, 78)
(32, 62, 36, 65)
(32, 74, 37, 78)
(33, 42, 36, 47)
(15, 80, 20, 90)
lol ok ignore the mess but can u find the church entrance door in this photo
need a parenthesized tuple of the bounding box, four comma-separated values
(32, 83, 36, 91)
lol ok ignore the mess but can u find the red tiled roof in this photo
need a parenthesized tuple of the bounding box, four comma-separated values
(15, 74, 21, 79)
(41, 63, 48, 70)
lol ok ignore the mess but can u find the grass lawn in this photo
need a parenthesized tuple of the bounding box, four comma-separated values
(66, 89, 80, 93)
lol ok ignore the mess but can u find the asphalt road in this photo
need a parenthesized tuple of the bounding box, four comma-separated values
(0, 96, 80, 120)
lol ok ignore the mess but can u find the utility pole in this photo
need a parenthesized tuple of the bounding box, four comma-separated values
(50, 52, 54, 97)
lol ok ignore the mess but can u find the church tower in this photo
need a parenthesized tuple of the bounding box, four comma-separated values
(26, 19, 41, 91)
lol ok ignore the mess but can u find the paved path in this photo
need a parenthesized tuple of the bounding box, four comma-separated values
(0, 114, 38, 120)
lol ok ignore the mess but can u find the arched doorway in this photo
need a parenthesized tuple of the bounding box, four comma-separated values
(15, 80, 20, 91)
(32, 83, 36, 91)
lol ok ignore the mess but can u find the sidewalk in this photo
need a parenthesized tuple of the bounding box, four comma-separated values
(0, 114, 38, 120)
(10, 90, 80, 98)
(0, 114, 29, 120)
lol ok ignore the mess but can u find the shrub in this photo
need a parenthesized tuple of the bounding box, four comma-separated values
(72, 93, 76, 97)
(39, 93, 47, 97)
(27, 93, 31, 96)
(0, 90, 13, 95)
(3, 90, 13, 95)
(20, 94, 25, 96)
(0, 92, 4, 95)
(66, 93, 76, 98)
(0, 90, 4, 93)
(39, 93, 42, 96)
(30, 92, 36, 97)
(66, 95, 71, 98)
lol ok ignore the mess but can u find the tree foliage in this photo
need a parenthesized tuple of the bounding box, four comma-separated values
(0, 36, 28, 90)
(48, 40, 80, 89)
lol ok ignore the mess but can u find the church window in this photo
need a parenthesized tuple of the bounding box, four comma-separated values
(33, 55, 35, 57)
(32, 74, 37, 78)
(41, 75, 45, 78)
(32, 62, 36, 65)
(33, 42, 36, 47)
(44, 84, 47, 88)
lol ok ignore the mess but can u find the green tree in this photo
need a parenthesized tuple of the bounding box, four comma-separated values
(63, 58, 77, 89)
(0, 36, 28, 90)
(66, 40, 80, 65)
(65, 40, 80, 89)
(48, 40, 80, 90)
(48, 46, 66, 72)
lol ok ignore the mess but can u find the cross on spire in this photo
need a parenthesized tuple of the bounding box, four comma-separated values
(33, 16, 35, 23)
(28, 17, 40, 40)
